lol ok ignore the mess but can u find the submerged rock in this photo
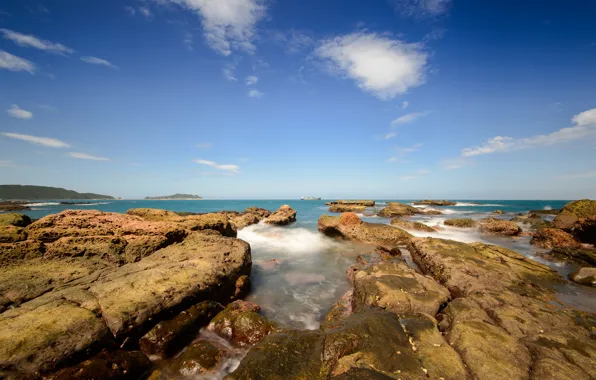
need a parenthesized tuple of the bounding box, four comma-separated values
(229, 310, 467, 380)
(390, 218, 436, 232)
(444, 218, 478, 228)
(510, 213, 551, 230)
(318, 213, 412, 246)
(412, 200, 456, 206)
(377, 202, 421, 217)
(166, 340, 229, 377)
(569, 267, 596, 286)
(43, 350, 152, 380)
(207, 300, 277, 347)
(264, 205, 297, 225)
(553, 199, 596, 244)
(531, 228, 581, 249)
(139, 301, 223, 358)
(478, 218, 522, 236)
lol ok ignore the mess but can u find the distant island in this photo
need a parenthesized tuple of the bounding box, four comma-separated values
(145, 194, 203, 200)
(0, 185, 114, 200)
(301, 196, 321, 200)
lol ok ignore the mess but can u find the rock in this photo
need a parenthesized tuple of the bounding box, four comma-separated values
(492, 209, 504, 214)
(569, 267, 596, 286)
(444, 218, 478, 228)
(0, 231, 251, 376)
(44, 350, 152, 380)
(548, 247, 596, 266)
(166, 340, 229, 376)
(412, 200, 456, 206)
(229, 310, 467, 380)
(328, 204, 366, 213)
(422, 209, 443, 215)
(44, 236, 129, 265)
(377, 202, 421, 217)
(229, 213, 260, 229)
(234, 275, 251, 299)
(321, 291, 353, 330)
(553, 199, 596, 244)
(529, 209, 560, 215)
(0, 226, 27, 243)
(409, 238, 596, 379)
(139, 301, 223, 358)
(478, 218, 522, 236)
(326, 200, 375, 207)
(531, 228, 581, 249)
(125, 208, 237, 237)
(390, 218, 436, 232)
(510, 214, 551, 230)
(264, 205, 297, 225)
(0, 240, 45, 267)
(351, 259, 450, 316)
(256, 259, 281, 271)
(244, 207, 271, 219)
(207, 300, 277, 347)
(0, 202, 30, 211)
(0, 213, 32, 227)
(318, 213, 412, 246)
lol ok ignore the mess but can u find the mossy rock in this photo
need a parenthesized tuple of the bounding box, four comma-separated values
(444, 218, 478, 228)
(390, 218, 436, 232)
(0, 213, 32, 227)
(167, 340, 228, 376)
(0, 226, 27, 243)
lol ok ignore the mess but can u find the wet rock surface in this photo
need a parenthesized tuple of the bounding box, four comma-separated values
(553, 199, 596, 244)
(166, 340, 229, 377)
(570, 267, 596, 286)
(444, 218, 478, 228)
(329, 204, 366, 213)
(319, 213, 412, 247)
(377, 202, 422, 217)
(263, 205, 297, 225)
(390, 218, 437, 232)
(531, 228, 582, 249)
(478, 217, 522, 236)
(43, 350, 152, 380)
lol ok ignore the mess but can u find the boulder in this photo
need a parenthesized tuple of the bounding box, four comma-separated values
(510, 214, 551, 230)
(409, 238, 596, 379)
(377, 202, 421, 217)
(390, 218, 436, 232)
(166, 340, 229, 377)
(43, 350, 152, 380)
(0, 213, 32, 227)
(444, 218, 478, 228)
(328, 204, 366, 213)
(207, 300, 277, 347)
(244, 207, 271, 219)
(318, 213, 412, 246)
(0, 226, 27, 243)
(264, 205, 297, 225)
(492, 209, 504, 215)
(478, 218, 522, 236)
(0, 231, 251, 376)
(139, 301, 223, 358)
(229, 213, 260, 229)
(553, 199, 596, 244)
(412, 200, 456, 206)
(569, 267, 596, 286)
(530, 228, 581, 249)
(351, 259, 450, 316)
(326, 200, 375, 207)
(229, 310, 467, 380)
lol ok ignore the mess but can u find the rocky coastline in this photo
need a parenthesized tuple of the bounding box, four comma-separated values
(0, 200, 595, 379)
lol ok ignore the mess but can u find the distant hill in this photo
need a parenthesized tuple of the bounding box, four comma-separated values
(0, 185, 115, 200)
(145, 193, 203, 200)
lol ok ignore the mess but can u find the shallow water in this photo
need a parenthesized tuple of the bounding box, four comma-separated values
(8, 199, 596, 378)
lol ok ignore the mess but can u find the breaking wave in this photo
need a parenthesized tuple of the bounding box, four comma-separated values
(27, 202, 60, 207)
(455, 202, 504, 207)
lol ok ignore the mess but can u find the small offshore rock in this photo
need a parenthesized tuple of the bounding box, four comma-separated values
(569, 267, 596, 286)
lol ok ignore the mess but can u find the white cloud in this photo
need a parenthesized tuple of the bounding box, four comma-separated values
(184, 32, 193, 50)
(194, 159, 240, 173)
(159, 0, 266, 56)
(384, 132, 397, 140)
(401, 100, 409, 109)
(391, 0, 452, 17)
(391, 111, 430, 126)
(1, 132, 70, 148)
(316, 32, 428, 100)
(0, 28, 73, 54)
(248, 89, 263, 98)
(197, 142, 212, 149)
(68, 152, 110, 161)
(461, 108, 596, 157)
(81, 56, 119, 69)
(0, 50, 36, 74)
(272, 30, 314, 54)
(222, 63, 237, 81)
(246, 75, 258, 85)
(139, 6, 152, 17)
(7, 104, 33, 120)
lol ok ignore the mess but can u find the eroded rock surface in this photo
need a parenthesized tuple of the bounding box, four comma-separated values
(570, 267, 596, 286)
(377, 202, 422, 217)
(319, 213, 412, 246)
(264, 205, 297, 225)
(531, 228, 582, 249)
(444, 218, 478, 228)
(390, 218, 436, 232)
(412, 200, 456, 206)
(553, 199, 596, 244)
(326, 200, 375, 207)
(478, 218, 522, 236)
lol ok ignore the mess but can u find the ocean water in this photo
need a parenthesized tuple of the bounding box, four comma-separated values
(8, 199, 596, 378)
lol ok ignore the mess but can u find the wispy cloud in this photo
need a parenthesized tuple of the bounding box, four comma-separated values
(194, 159, 240, 173)
(316, 32, 427, 100)
(197, 142, 212, 149)
(68, 152, 110, 161)
(246, 75, 258, 85)
(400, 100, 409, 109)
(0, 28, 73, 54)
(80, 56, 119, 69)
(248, 89, 264, 98)
(1, 132, 70, 148)
(391, 111, 430, 126)
(157, 0, 266, 56)
(222, 62, 237, 81)
(387, 143, 422, 162)
(126, 5, 152, 18)
(0, 50, 36, 74)
(398, 168, 430, 180)
(7, 104, 33, 120)
(384, 132, 397, 140)
(139, 6, 152, 17)
(390, 0, 452, 17)
(461, 108, 596, 157)
(272, 30, 315, 54)
(442, 157, 472, 170)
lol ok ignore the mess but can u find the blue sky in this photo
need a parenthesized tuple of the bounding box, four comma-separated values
(1, 0, 595, 199)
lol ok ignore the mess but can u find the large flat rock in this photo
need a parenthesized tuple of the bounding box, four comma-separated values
(318, 213, 412, 246)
